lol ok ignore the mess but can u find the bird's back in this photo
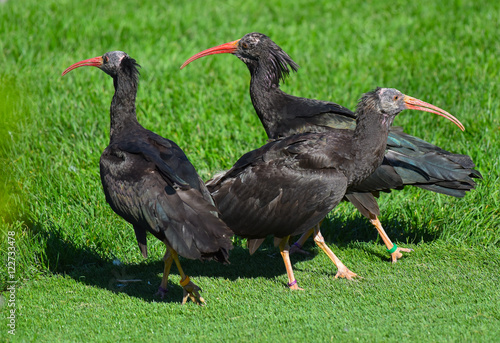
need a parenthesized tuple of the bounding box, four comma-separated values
(208, 132, 353, 239)
(253, 87, 356, 139)
(262, 91, 481, 199)
(100, 127, 233, 261)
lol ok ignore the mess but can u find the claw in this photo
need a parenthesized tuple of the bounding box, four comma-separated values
(390, 247, 414, 263)
(335, 267, 359, 280)
(181, 280, 205, 305)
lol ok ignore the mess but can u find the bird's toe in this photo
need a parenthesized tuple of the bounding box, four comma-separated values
(181, 281, 205, 305)
(335, 268, 359, 280)
(390, 247, 413, 263)
(288, 284, 305, 291)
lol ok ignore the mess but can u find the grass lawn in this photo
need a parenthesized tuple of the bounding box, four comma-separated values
(1, 0, 499, 341)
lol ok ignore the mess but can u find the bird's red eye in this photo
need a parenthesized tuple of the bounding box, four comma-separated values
(103, 56, 109, 63)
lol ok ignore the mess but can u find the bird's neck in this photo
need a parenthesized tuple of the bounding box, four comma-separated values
(109, 73, 141, 140)
(248, 64, 289, 139)
(347, 103, 393, 185)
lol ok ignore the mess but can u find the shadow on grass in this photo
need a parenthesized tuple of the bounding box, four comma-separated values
(28, 222, 310, 303)
(318, 211, 439, 254)
(28, 212, 439, 304)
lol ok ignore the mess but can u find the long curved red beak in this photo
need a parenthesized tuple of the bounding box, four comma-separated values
(404, 95, 465, 131)
(62, 56, 103, 76)
(180, 40, 240, 69)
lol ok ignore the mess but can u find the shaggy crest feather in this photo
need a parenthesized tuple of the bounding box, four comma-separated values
(266, 44, 299, 85)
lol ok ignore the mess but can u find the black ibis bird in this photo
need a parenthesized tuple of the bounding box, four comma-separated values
(181, 33, 481, 268)
(207, 87, 464, 289)
(62, 51, 233, 305)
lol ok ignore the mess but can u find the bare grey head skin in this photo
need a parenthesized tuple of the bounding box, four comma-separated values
(99, 51, 141, 86)
(372, 87, 406, 127)
(377, 88, 406, 115)
(98, 51, 129, 76)
(356, 88, 404, 129)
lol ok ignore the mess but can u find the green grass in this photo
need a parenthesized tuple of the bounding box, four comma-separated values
(1, 0, 499, 341)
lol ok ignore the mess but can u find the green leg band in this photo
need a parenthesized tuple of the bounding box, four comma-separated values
(387, 244, 398, 254)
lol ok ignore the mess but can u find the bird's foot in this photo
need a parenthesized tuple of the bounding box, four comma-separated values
(289, 242, 310, 255)
(180, 276, 205, 305)
(288, 279, 304, 291)
(335, 266, 359, 280)
(390, 246, 413, 263)
(156, 286, 168, 299)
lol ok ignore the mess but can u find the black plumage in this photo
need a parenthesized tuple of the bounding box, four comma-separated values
(182, 32, 481, 265)
(207, 87, 464, 288)
(63, 51, 232, 304)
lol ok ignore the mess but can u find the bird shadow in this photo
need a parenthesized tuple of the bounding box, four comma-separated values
(308, 210, 439, 261)
(28, 212, 438, 304)
(29, 222, 313, 304)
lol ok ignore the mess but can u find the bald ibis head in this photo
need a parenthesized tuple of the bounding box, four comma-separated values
(367, 88, 464, 131)
(181, 32, 299, 84)
(62, 51, 140, 79)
